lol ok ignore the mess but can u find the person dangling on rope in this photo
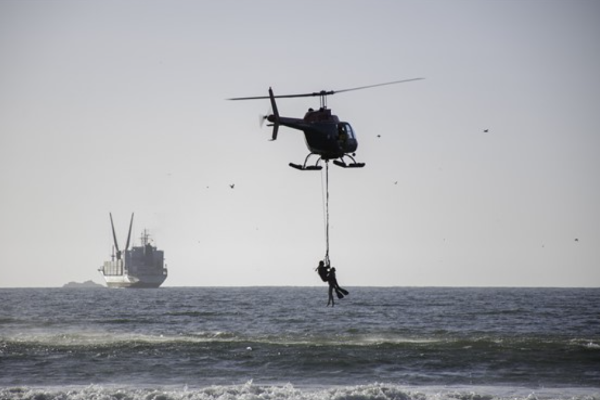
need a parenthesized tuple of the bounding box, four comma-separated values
(327, 267, 349, 307)
(316, 260, 329, 282)
(317, 258, 349, 306)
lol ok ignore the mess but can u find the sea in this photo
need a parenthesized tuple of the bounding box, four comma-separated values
(0, 287, 598, 400)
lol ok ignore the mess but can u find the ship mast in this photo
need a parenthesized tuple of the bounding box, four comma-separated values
(140, 229, 151, 246)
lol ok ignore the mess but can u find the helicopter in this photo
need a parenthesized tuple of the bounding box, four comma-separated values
(229, 78, 423, 170)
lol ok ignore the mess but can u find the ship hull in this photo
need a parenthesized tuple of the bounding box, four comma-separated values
(105, 281, 165, 288)
(101, 273, 167, 288)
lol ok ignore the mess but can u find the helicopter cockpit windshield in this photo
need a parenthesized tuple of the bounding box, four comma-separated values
(336, 122, 358, 154)
(337, 122, 355, 140)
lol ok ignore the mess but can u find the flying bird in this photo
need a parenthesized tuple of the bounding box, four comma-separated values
(230, 184, 235, 189)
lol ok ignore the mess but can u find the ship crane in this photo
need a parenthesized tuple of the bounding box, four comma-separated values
(110, 212, 134, 261)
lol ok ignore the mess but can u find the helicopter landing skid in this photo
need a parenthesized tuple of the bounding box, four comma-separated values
(333, 160, 365, 168)
(289, 153, 323, 171)
(333, 154, 365, 168)
(289, 163, 322, 171)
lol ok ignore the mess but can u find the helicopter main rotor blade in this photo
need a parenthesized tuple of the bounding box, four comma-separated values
(227, 78, 423, 101)
(228, 91, 332, 101)
(332, 78, 424, 95)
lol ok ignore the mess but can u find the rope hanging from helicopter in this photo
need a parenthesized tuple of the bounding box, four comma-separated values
(321, 159, 330, 266)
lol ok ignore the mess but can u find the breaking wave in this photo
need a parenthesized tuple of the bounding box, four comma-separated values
(2, 382, 599, 400)
(2, 330, 598, 350)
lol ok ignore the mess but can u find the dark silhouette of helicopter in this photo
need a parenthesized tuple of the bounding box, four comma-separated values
(229, 78, 423, 170)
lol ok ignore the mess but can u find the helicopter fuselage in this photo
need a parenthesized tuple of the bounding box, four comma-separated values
(268, 108, 358, 160)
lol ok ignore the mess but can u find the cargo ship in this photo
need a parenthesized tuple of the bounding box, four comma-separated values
(98, 213, 168, 288)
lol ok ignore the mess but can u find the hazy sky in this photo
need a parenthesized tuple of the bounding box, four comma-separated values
(1, 1, 599, 288)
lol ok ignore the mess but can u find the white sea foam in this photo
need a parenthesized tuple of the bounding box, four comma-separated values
(1, 383, 598, 400)
(1, 330, 446, 348)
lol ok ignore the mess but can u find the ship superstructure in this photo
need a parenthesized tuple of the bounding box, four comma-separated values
(98, 213, 168, 288)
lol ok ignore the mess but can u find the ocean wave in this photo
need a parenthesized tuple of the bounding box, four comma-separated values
(2, 331, 599, 351)
(1, 382, 598, 400)
(1, 331, 430, 348)
(1, 331, 238, 346)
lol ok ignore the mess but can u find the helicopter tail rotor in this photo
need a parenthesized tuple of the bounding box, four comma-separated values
(259, 104, 273, 128)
